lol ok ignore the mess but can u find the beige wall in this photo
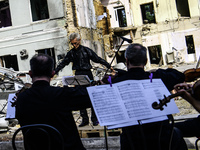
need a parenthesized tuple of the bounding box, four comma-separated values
(129, 0, 200, 67)
(188, 0, 200, 17)
(131, 0, 200, 27)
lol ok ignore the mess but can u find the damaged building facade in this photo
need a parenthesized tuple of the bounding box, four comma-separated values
(1, 0, 199, 77)
(101, 0, 135, 66)
(101, 0, 200, 69)
(0, 0, 70, 76)
(0, 0, 111, 78)
(131, 0, 200, 68)
(65, 0, 112, 76)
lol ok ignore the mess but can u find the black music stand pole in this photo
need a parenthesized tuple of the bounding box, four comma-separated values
(102, 40, 125, 150)
(104, 39, 125, 75)
(104, 126, 108, 150)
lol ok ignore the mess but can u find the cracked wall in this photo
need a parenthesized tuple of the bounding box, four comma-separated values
(130, 0, 200, 67)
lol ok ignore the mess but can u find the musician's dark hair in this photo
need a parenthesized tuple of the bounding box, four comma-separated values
(30, 53, 54, 77)
(125, 43, 147, 66)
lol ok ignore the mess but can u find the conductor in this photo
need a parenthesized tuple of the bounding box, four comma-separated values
(55, 32, 113, 127)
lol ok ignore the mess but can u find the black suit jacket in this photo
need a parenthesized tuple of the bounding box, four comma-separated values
(113, 68, 187, 150)
(16, 80, 92, 150)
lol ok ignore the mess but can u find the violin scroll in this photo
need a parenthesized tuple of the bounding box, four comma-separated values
(152, 95, 170, 111)
(152, 80, 200, 111)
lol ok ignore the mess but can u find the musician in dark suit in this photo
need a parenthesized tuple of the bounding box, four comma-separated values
(16, 53, 91, 150)
(55, 33, 113, 127)
(113, 43, 187, 150)
(174, 82, 200, 138)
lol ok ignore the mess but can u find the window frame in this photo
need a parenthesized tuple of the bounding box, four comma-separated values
(114, 6, 127, 27)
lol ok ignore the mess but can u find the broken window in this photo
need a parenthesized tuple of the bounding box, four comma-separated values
(30, 0, 49, 21)
(114, 6, 127, 27)
(35, 48, 56, 68)
(116, 50, 126, 64)
(185, 35, 195, 54)
(148, 45, 163, 65)
(0, 0, 12, 28)
(140, 2, 156, 24)
(0, 55, 19, 71)
(175, 0, 190, 17)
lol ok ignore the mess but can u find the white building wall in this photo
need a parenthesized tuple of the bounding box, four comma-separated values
(48, 0, 65, 19)
(0, 0, 73, 76)
(188, 0, 200, 17)
(75, 0, 96, 28)
(130, 0, 200, 67)
(142, 28, 200, 67)
(102, 0, 134, 28)
(9, 0, 32, 26)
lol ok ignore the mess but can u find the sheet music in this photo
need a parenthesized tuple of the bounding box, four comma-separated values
(87, 79, 179, 128)
(6, 84, 23, 120)
(107, 115, 168, 129)
(5, 93, 16, 119)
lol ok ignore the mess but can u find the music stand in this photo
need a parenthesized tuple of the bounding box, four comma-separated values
(62, 75, 91, 86)
(62, 75, 95, 127)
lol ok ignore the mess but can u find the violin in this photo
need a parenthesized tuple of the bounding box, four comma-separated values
(184, 68, 200, 82)
(11, 83, 32, 107)
(152, 80, 200, 110)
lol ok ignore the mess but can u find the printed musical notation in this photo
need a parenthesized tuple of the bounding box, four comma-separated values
(87, 79, 179, 129)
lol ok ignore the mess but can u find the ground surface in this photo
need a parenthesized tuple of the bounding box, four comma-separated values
(0, 62, 200, 146)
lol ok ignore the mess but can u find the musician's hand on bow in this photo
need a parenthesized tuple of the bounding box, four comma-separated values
(174, 83, 192, 100)
(174, 83, 192, 91)
(110, 67, 117, 76)
(173, 82, 200, 112)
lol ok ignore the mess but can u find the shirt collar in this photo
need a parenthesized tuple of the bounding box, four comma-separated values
(32, 80, 50, 87)
(128, 67, 145, 73)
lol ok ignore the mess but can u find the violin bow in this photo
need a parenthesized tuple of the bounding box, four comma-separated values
(196, 56, 200, 69)
(104, 36, 132, 76)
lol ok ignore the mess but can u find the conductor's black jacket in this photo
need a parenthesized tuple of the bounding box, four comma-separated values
(55, 45, 110, 74)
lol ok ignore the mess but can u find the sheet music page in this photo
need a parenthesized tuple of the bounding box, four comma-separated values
(5, 93, 16, 119)
(107, 115, 168, 129)
(6, 84, 23, 120)
(87, 79, 179, 127)
(87, 84, 130, 126)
